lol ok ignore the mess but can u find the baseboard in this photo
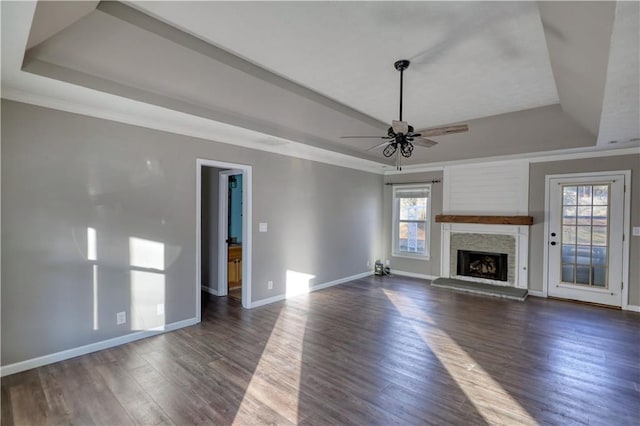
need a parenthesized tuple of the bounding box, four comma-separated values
(0, 317, 199, 377)
(201, 285, 219, 296)
(249, 293, 286, 309)
(623, 304, 640, 312)
(391, 270, 438, 281)
(310, 271, 373, 292)
(249, 271, 373, 309)
(527, 290, 546, 298)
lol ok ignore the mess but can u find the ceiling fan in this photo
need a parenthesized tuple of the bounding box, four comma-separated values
(342, 59, 468, 169)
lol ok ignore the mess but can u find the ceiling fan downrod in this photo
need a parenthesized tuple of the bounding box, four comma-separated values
(394, 59, 410, 123)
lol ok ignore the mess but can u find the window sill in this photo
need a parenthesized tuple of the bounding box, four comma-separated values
(392, 253, 431, 261)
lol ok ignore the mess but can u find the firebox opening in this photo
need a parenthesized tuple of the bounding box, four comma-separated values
(457, 250, 508, 282)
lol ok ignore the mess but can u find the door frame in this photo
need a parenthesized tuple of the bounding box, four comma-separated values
(217, 169, 243, 297)
(196, 159, 252, 320)
(542, 170, 631, 309)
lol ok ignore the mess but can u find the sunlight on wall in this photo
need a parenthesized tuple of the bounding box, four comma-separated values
(382, 288, 537, 425)
(285, 270, 316, 298)
(130, 270, 166, 330)
(88, 227, 99, 330)
(129, 237, 165, 270)
(87, 227, 97, 261)
(129, 236, 166, 330)
(232, 309, 307, 424)
(92, 265, 99, 330)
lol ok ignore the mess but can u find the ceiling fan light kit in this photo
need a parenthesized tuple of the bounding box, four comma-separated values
(341, 59, 469, 170)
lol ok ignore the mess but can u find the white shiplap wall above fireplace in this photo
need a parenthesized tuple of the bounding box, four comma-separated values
(440, 160, 530, 288)
(443, 160, 529, 215)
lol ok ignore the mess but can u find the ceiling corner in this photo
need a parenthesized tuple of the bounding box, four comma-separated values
(538, 1, 617, 137)
(26, 0, 99, 49)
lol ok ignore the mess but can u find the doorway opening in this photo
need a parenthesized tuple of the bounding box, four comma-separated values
(221, 170, 243, 302)
(196, 159, 252, 320)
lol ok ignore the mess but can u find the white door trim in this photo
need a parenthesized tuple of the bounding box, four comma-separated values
(196, 159, 252, 319)
(543, 170, 631, 309)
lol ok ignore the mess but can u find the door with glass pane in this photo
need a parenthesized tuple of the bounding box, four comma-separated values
(547, 174, 625, 306)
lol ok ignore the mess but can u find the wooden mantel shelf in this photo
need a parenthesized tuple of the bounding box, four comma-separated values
(435, 215, 534, 225)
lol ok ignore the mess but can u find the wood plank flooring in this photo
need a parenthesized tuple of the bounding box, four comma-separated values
(2, 275, 639, 425)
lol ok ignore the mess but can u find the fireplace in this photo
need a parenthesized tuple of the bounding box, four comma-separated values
(441, 224, 527, 289)
(457, 250, 508, 282)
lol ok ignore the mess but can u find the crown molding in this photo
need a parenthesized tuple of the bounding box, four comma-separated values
(384, 143, 640, 175)
(3, 85, 388, 175)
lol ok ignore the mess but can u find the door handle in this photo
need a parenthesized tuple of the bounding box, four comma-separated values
(550, 241, 557, 246)
(551, 232, 556, 237)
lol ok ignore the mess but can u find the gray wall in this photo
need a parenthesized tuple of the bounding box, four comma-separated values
(1, 100, 383, 366)
(529, 154, 640, 305)
(252, 156, 383, 300)
(383, 171, 443, 277)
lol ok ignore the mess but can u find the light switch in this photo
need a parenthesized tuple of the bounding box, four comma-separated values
(632, 226, 640, 236)
(259, 222, 268, 232)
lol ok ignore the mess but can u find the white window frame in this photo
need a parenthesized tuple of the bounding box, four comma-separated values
(392, 183, 431, 260)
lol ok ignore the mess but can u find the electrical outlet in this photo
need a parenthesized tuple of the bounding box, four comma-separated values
(385, 259, 391, 266)
(366, 260, 371, 267)
(116, 311, 126, 325)
(157, 303, 164, 316)
(267, 280, 273, 290)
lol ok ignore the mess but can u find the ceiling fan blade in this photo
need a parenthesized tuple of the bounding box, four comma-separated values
(366, 140, 391, 151)
(413, 137, 439, 148)
(417, 124, 469, 137)
(391, 120, 409, 134)
(340, 136, 389, 139)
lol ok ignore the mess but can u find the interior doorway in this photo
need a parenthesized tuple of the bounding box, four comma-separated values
(196, 159, 252, 320)
(219, 170, 243, 302)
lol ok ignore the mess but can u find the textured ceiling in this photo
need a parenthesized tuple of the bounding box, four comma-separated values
(598, 1, 640, 145)
(130, 1, 560, 130)
(3, 1, 638, 169)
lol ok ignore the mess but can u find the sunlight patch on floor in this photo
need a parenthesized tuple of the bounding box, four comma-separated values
(382, 288, 537, 425)
(232, 309, 307, 424)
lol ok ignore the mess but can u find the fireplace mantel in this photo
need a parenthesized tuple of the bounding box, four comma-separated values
(435, 215, 533, 225)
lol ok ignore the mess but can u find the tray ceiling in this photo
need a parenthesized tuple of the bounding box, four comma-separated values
(130, 1, 559, 130)
(2, 1, 638, 169)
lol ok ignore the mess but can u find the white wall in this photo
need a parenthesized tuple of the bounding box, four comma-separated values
(443, 160, 529, 214)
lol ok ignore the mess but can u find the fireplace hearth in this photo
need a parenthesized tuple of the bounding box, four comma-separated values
(457, 250, 508, 282)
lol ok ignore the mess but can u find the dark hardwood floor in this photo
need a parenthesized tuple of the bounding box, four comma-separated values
(2, 275, 639, 425)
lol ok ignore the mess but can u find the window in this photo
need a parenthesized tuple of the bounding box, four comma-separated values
(560, 184, 610, 287)
(392, 184, 431, 259)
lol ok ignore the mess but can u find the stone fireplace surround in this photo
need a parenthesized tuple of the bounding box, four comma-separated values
(440, 223, 529, 289)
